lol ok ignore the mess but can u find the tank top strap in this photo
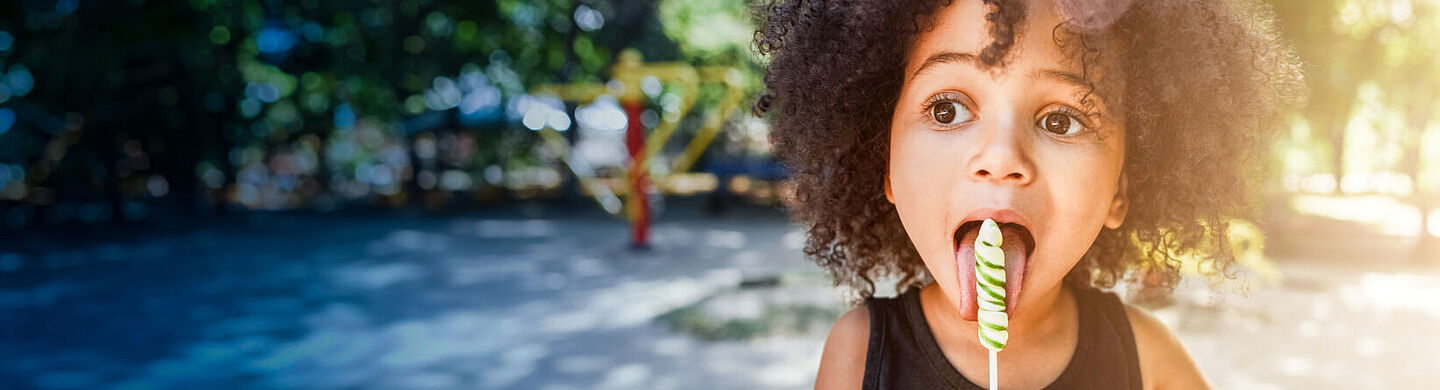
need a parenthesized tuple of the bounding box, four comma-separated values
(863, 289, 983, 389)
(1048, 286, 1145, 389)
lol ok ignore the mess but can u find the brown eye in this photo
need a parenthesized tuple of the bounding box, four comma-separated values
(1039, 112, 1081, 135)
(929, 101, 971, 126)
(932, 102, 955, 123)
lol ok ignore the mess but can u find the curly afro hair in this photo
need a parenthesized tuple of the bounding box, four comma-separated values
(751, 0, 1304, 302)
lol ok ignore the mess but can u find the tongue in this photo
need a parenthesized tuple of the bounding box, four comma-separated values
(955, 225, 1028, 322)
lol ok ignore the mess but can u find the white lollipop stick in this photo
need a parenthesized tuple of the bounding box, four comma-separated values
(989, 350, 998, 390)
(975, 219, 1008, 390)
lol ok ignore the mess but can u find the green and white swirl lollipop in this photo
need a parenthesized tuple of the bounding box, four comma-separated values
(975, 218, 1007, 389)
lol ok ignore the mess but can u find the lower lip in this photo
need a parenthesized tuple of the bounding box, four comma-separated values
(954, 225, 1029, 322)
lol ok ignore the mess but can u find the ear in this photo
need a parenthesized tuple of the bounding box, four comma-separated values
(884, 171, 896, 204)
(1104, 172, 1128, 229)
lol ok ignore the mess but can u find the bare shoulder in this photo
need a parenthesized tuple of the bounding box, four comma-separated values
(1123, 303, 1211, 390)
(816, 305, 870, 390)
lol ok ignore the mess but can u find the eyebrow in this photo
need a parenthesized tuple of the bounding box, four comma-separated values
(909, 51, 980, 82)
(1033, 68, 1093, 92)
(910, 50, 1096, 94)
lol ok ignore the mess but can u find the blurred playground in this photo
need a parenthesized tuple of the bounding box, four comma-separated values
(3, 0, 1440, 389)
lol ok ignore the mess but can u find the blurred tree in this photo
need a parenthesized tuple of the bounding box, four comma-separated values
(1374, 1, 1440, 258)
(1270, 0, 1440, 258)
(0, 0, 235, 223)
(0, 0, 767, 226)
(1270, 0, 1382, 192)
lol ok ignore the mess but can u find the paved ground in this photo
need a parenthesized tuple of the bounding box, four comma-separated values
(1, 203, 1436, 389)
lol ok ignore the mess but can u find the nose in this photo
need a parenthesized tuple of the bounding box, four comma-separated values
(968, 118, 1035, 185)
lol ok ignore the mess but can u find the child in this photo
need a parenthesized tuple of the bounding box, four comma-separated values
(751, 0, 1302, 388)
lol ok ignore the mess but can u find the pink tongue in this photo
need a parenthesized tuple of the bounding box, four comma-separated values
(954, 225, 1028, 322)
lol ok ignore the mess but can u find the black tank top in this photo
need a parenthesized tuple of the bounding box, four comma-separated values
(862, 285, 1143, 389)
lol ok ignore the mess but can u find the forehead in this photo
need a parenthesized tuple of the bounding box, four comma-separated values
(904, 0, 1077, 78)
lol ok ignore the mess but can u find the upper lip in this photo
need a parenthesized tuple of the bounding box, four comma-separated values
(959, 208, 1030, 229)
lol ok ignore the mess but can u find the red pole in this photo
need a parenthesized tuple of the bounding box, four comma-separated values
(624, 101, 649, 248)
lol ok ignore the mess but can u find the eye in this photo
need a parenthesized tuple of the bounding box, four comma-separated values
(1037, 110, 1085, 135)
(929, 100, 974, 126)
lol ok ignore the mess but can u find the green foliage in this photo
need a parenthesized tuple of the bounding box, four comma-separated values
(0, 0, 778, 215)
(1269, 0, 1439, 193)
(658, 0, 756, 63)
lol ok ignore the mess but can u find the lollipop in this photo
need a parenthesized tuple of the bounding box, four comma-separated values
(975, 218, 1008, 390)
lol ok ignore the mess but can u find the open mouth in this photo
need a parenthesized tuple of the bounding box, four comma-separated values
(953, 220, 1037, 258)
(952, 219, 1036, 322)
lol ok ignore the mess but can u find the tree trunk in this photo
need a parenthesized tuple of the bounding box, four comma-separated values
(1407, 111, 1437, 262)
(1328, 110, 1347, 194)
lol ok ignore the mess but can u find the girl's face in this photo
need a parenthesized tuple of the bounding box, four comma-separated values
(886, 0, 1128, 323)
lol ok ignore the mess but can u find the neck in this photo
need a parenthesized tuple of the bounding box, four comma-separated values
(920, 280, 1077, 355)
